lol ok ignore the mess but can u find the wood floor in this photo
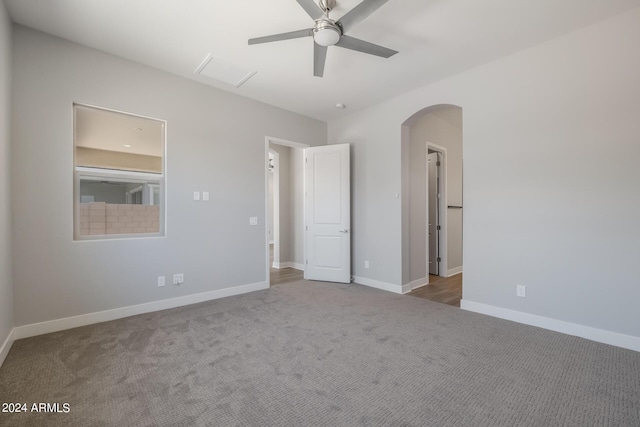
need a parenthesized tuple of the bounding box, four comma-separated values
(408, 274, 462, 307)
(269, 244, 461, 305)
(270, 265, 303, 286)
(269, 244, 304, 286)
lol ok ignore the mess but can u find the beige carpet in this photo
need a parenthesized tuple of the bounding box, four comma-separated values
(1, 280, 639, 426)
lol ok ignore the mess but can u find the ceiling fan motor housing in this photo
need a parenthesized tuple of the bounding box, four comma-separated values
(318, 0, 336, 13)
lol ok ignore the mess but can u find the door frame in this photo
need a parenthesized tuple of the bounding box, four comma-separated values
(264, 136, 310, 287)
(426, 142, 448, 279)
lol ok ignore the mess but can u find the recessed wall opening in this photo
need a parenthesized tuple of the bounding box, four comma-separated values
(73, 104, 166, 240)
(401, 105, 463, 306)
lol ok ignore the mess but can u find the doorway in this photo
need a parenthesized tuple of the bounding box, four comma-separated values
(265, 137, 308, 287)
(401, 105, 463, 300)
(426, 143, 450, 280)
(427, 149, 442, 277)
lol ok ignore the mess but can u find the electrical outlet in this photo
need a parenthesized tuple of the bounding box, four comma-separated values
(364, 260, 370, 268)
(173, 273, 184, 285)
(158, 276, 165, 287)
(249, 217, 258, 226)
(517, 285, 526, 298)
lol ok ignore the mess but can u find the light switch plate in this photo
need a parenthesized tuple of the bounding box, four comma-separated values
(193, 191, 200, 201)
(202, 191, 210, 201)
(249, 217, 258, 226)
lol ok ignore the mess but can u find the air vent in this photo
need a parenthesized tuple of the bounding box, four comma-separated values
(194, 54, 256, 88)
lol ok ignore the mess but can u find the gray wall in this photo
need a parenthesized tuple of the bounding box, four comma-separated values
(329, 7, 640, 338)
(408, 107, 463, 282)
(0, 2, 13, 349)
(11, 26, 326, 326)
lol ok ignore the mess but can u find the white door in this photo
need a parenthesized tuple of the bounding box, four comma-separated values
(304, 144, 351, 283)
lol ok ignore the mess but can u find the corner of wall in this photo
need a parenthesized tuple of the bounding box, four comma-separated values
(0, 328, 15, 367)
(0, 0, 15, 368)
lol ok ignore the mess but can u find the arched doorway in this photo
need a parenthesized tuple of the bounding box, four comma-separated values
(401, 105, 463, 306)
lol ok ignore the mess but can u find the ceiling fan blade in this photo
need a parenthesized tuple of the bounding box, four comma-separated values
(335, 35, 397, 58)
(296, 0, 325, 20)
(337, 0, 389, 34)
(314, 43, 328, 77)
(248, 29, 313, 45)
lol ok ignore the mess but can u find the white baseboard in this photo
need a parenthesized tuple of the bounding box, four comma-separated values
(0, 328, 15, 368)
(354, 276, 405, 294)
(461, 299, 640, 352)
(447, 266, 463, 277)
(409, 277, 429, 291)
(273, 262, 304, 271)
(13, 281, 268, 341)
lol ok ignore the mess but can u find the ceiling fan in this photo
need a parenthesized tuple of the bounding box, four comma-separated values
(248, 0, 398, 77)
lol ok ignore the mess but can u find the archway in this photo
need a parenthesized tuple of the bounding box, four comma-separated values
(401, 105, 463, 305)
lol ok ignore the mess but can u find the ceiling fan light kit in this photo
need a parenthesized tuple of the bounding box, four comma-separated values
(248, 0, 397, 77)
(313, 20, 342, 46)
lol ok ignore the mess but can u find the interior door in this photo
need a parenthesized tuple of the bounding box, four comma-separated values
(427, 152, 440, 275)
(304, 144, 351, 283)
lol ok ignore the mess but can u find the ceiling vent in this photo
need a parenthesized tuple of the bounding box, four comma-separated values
(194, 54, 257, 88)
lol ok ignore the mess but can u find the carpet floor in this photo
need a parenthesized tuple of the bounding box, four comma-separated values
(0, 280, 639, 426)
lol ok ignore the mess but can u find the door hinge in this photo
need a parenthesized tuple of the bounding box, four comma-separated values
(305, 260, 308, 265)
(436, 225, 441, 231)
(305, 226, 308, 231)
(437, 257, 441, 263)
(305, 157, 308, 163)
(436, 161, 441, 166)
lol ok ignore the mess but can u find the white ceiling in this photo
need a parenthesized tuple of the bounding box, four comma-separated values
(5, 0, 640, 121)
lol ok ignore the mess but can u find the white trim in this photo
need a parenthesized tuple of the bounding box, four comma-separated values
(460, 300, 640, 352)
(409, 277, 429, 290)
(75, 167, 163, 179)
(13, 281, 268, 340)
(74, 102, 168, 124)
(354, 276, 406, 294)
(272, 262, 304, 270)
(447, 266, 463, 277)
(0, 328, 15, 368)
(266, 136, 310, 149)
